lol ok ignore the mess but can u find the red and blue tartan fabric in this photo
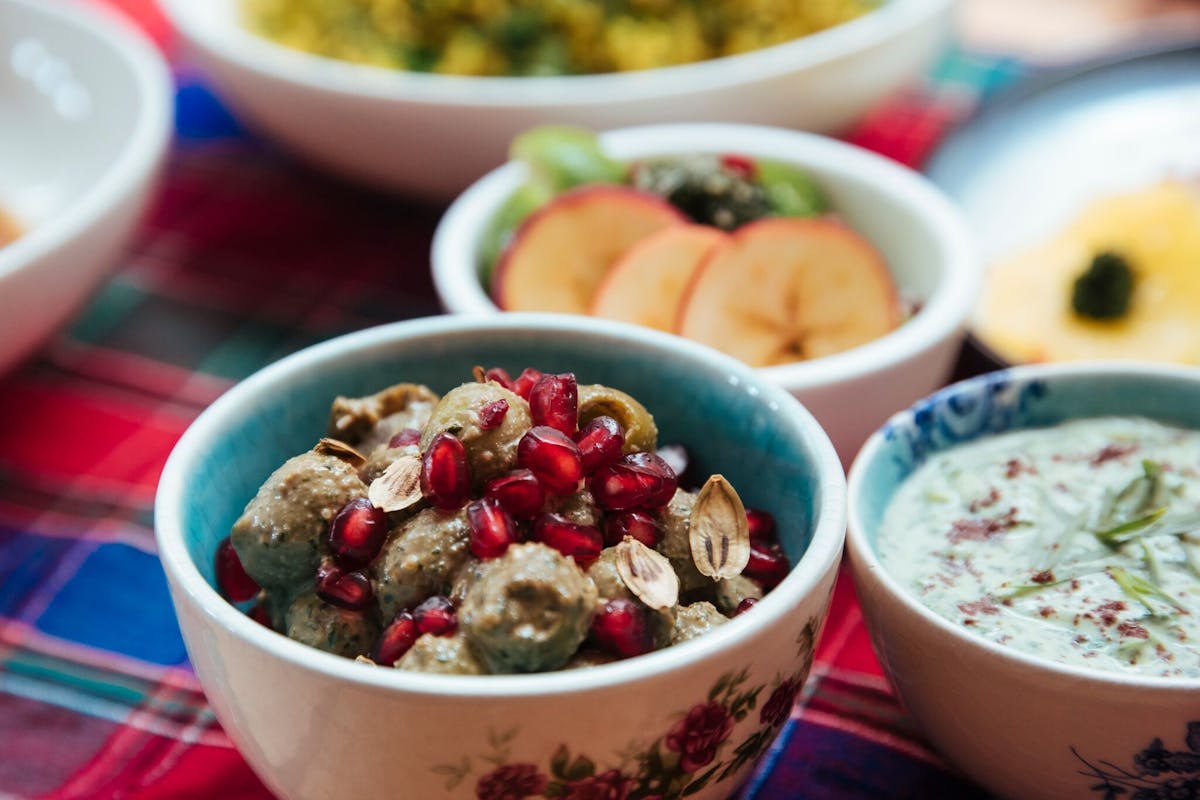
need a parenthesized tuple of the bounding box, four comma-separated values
(0, 4, 1025, 797)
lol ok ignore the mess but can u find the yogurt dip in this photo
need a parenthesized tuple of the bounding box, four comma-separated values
(879, 416, 1200, 679)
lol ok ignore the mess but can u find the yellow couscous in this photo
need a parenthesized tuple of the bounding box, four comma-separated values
(243, 0, 877, 76)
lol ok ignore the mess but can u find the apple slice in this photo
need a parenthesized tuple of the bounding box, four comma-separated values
(677, 217, 899, 367)
(491, 186, 686, 313)
(589, 225, 729, 332)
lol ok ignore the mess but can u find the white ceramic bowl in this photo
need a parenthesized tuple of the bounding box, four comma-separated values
(155, 314, 846, 800)
(433, 124, 981, 465)
(0, 0, 172, 374)
(847, 363, 1200, 800)
(159, 0, 951, 199)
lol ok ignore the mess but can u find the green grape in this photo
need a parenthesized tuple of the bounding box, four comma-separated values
(510, 125, 624, 194)
(478, 182, 549, 288)
(756, 159, 829, 218)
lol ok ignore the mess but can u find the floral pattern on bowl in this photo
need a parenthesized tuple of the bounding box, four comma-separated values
(434, 619, 820, 800)
(1076, 721, 1200, 800)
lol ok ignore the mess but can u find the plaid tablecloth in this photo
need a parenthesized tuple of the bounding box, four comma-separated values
(0, 3, 1028, 797)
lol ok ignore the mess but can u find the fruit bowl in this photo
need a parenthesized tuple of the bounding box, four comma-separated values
(0, 0, 172, 373)
(155, 314, 846, 800)
(847, 363, 1200, 800)
(159, 0, 950, 199)
(433, 124, 980, 464)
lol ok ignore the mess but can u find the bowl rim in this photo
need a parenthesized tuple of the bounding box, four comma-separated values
(155, 313, 848, 698)
(0, 0, 172, 279)
(846, 359, 1200, 690)
(431, 123, 980, 391)
(160, 0, 949, 107)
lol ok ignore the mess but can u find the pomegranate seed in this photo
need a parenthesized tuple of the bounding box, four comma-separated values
(389, 428, 422, 448)
(517, 426, 583, 495)
(483, 469, 545, 519)
(590, 452, 677, 511)
(248, 602, 272, 628)
(529, 373, 578, 436)
(413, 595, 457, 636)
(744, 542, 790, 590)
(603, 509, 662, 548)
(512, 367, 543, 400)
(421, 432, 471, 509)
(533, 513, 603, 567)
(654, 444, 689, 482)
(316, 560, 374, 610)
(734, 598, 758, 616)
(591, 598, 655, 658)
(720, 153, 756, 178)
(215, 537, 259, 602)
(467, 497, 521, 559)
(746, 508, 777, 544)
(574, 415, 625, 473)
(483, 366, 515, 391)
(478, 398, 509, 430)
(328, 497, 388, 568)
(375, 611, 418, 665)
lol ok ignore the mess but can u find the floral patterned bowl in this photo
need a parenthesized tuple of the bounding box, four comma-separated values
(155, 313, 846, 800)
(847, 362, 1200, 800)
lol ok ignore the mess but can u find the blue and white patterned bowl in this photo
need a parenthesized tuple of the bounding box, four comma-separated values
(848, 362, 1200, 800)
(155, 313, 846, 800)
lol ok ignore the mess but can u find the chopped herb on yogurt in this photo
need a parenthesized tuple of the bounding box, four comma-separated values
(879, 417, 1200, 679)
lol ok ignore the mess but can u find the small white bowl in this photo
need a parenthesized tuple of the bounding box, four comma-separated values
(0, 0, 172, 374)
(156, 313, 847, 800)
(847, 363, 1200, 800)
(433, 124, 981, 464)
(159, 0, 951, 198)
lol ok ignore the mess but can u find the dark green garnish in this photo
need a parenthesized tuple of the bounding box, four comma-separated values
(1071, 251, 1135, 320)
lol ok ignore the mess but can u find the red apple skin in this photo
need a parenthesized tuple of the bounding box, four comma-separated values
(490, 185, 687, 314)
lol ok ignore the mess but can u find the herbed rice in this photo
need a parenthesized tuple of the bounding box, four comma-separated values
(244, 0, 877, 76)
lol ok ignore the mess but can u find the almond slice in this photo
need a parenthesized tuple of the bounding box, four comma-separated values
(368, 454, 423, 513)
(689, 475, 750, 580)
(315, 437, 366, 467)
(615, 536, 679, 610)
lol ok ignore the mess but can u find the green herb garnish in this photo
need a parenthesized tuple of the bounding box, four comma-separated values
(1107, 566, 1181, 616)
(1094, 507, 1167, 546)
(1071, 250, 1135, 320)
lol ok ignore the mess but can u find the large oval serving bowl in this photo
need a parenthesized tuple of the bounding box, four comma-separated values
(0, 0, 172, 373)
(434, 124, 980, 465)
(155, 314, 846, 800)
(160, 0, 950, 198)
(847, 363, 1200, 800)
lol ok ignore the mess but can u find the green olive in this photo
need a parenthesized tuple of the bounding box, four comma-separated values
(231, 451, 367, 590)
(577, 384, 658, 453)
(420, 382, 532, 484)
(461, 543, 597, 673)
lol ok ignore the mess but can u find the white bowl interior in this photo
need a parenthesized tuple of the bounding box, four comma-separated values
(0, 0, 144, 236)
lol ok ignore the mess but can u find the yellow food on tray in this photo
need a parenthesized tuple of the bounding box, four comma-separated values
(975, 180, 1200, 364)
(243, 0, 874, 76)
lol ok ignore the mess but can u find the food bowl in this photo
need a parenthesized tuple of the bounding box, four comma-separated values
(155, 314, 846, 800)
(433, 124, 980, 464)
(159, 0, 951, 198)
(847, 363, 1200, 800)
(0, 0, 172, 374)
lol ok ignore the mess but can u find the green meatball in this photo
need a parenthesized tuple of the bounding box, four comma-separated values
(373, 507, 471, 620)
(577, 384, 657, 454)
(231, 451, 367, 590)
(420, 383, 532, 484)
(395, 633, 487, 674)
(461, 543, 598, 673)
(714, 574, 763, 615)
(285, 593, 380, 658)
(656, 488, 711, 594)
(671, 601, 727, 645)
(448, 557, 487, 607)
